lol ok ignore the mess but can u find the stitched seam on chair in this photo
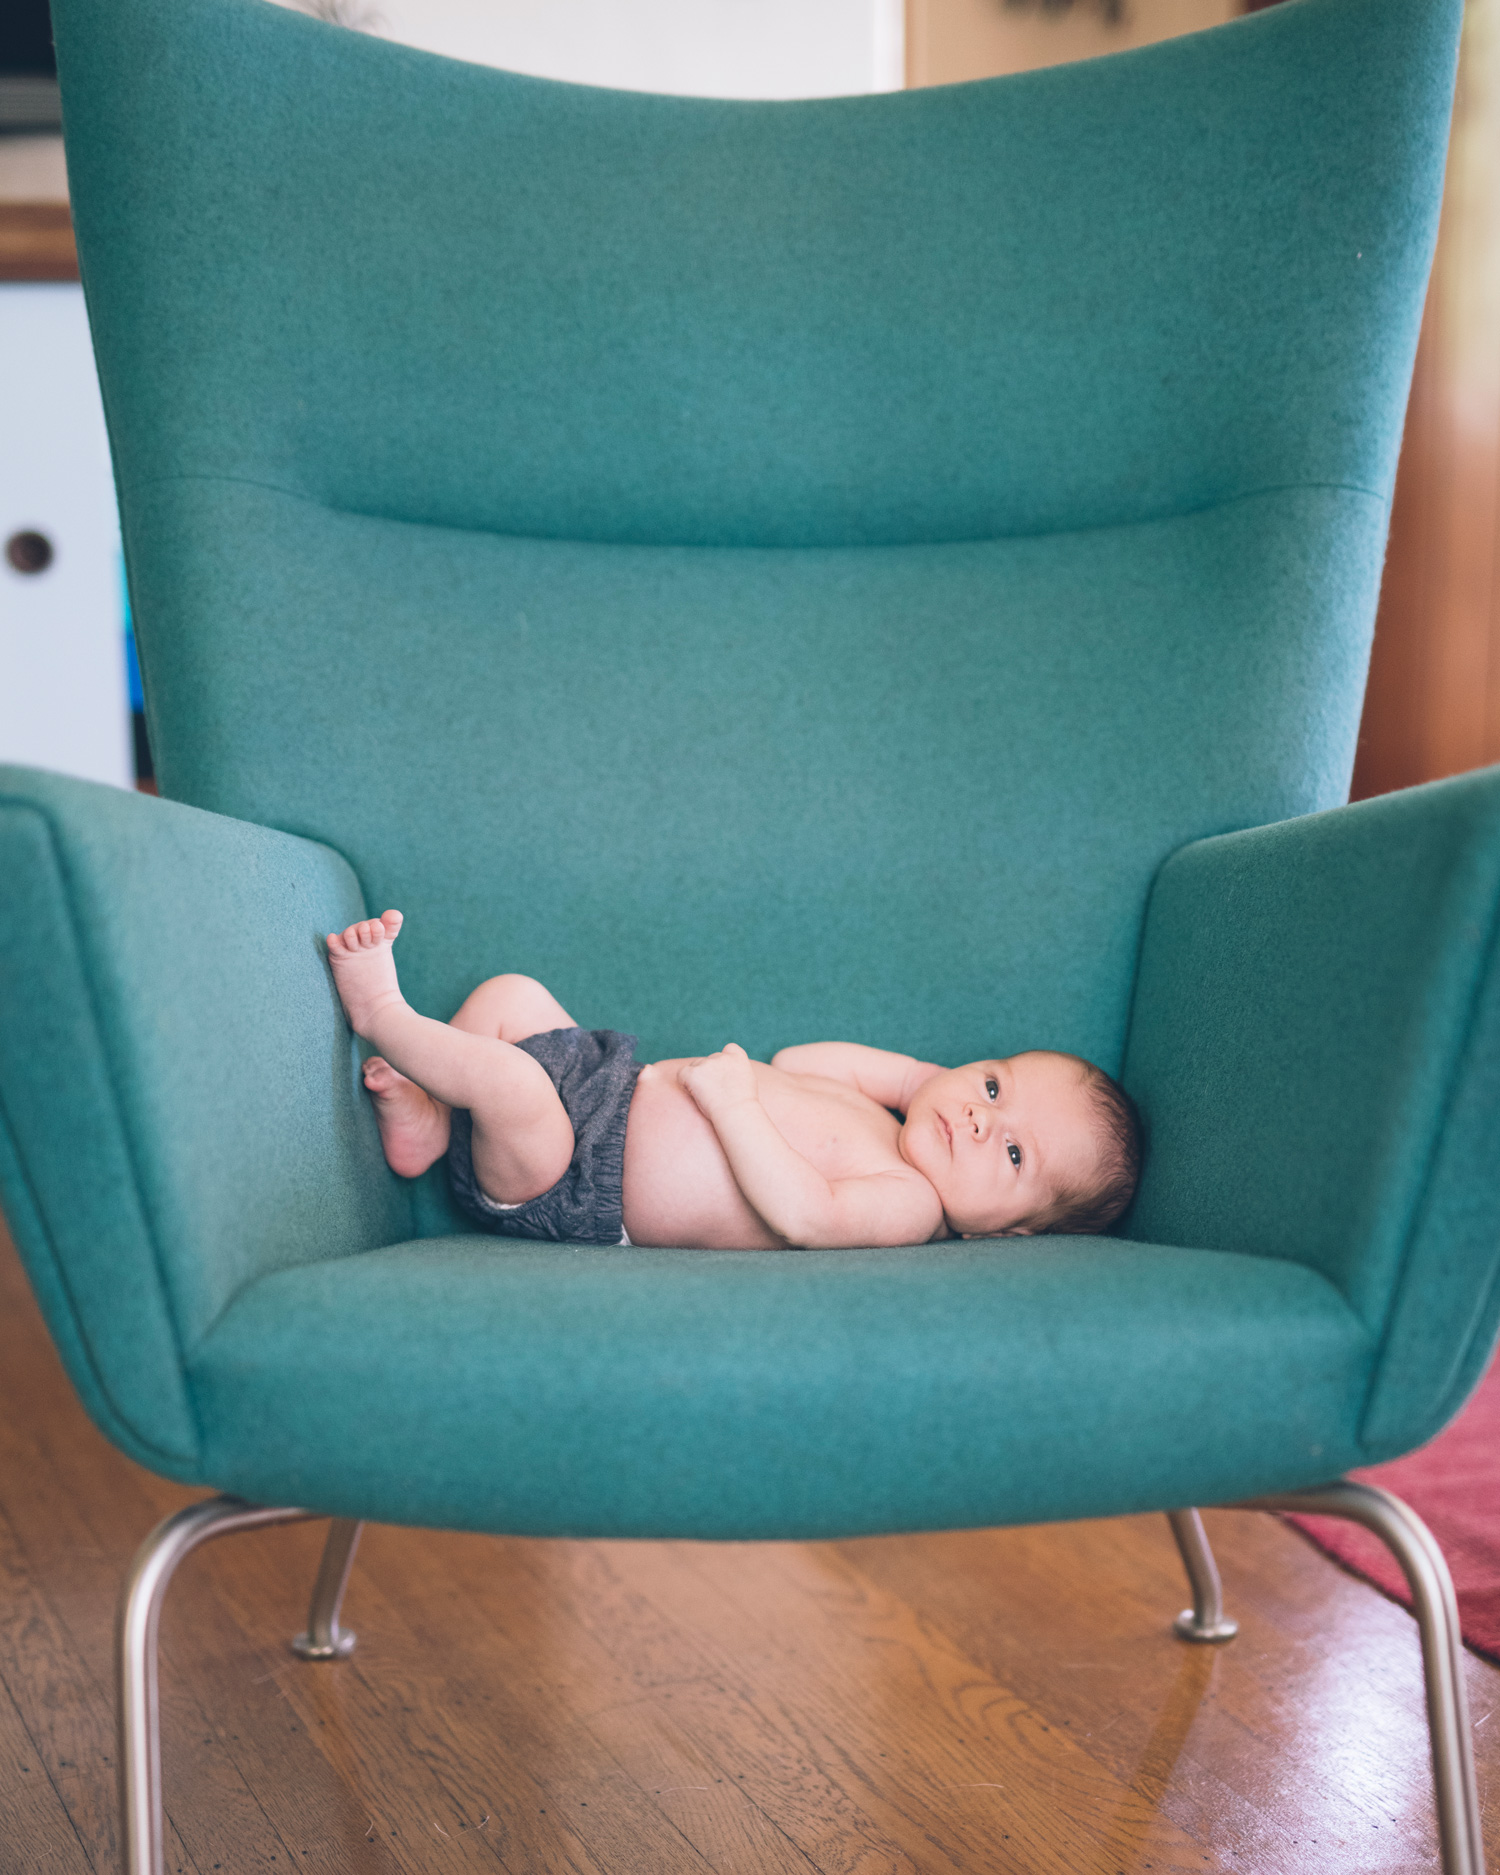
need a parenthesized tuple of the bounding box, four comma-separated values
(33, 803, 205, 1451)
(180, 832, 424, 1288)
(0, 806, 203, 1466)
(0, 1082, 196, 1466)
(1353, 853, 1500, 1450)
(114, 468, 1389, 551)
(45, 798, 423, 1290)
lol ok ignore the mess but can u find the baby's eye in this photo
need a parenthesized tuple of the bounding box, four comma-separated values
(985, 1077, 999, 1100)
(1007, 1142, 1022, 1168)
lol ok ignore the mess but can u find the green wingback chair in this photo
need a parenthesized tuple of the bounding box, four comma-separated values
(2, 0, 1494, 1867)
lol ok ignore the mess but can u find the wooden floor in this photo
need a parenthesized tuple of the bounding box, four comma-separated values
(2, 1225, 1497, 1875)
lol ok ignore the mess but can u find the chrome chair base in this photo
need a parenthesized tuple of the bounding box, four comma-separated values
(1171, 1485, 1485, 1875)
(118, 1499, 317, 1875)
(290, 1517, 362, 1659)
(1238, 1482, 1485, 1875)
(117, 1488, 1483, 1875)
(1166, 1507, 1240, 1642)
(118, 1497, 364, 1875)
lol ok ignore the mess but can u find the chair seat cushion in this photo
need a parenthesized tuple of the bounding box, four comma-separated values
(190, 1236, 1372, 1539)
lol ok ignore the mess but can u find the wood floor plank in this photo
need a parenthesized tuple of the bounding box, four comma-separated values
(843, 1513, 1453, 1871)
(0, 1671, 95, 1875)
(0, 1413, 315, 1875)
(675, 1534, 1217, 1875)
(584, 1536, 1210, 1875)
(583, 1692, 825, 1875)
(0, 1498, 119, 1873)
(214, 1522, 678, 1875)
(428, 1530, 924, 1875)
(339, 1533, 727, 1875)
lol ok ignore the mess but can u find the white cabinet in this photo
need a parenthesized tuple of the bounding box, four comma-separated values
(0, 282, 131, 789)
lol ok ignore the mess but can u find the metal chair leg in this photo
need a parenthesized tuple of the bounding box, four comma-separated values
(291, 1518, 362, 1660)
(1240, 1480, 1485, 1875)
(118, 1495, 317, 1875)
(1166, 1508, 1239, 1642)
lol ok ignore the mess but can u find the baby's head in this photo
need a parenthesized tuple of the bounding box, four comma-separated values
(898, 1051, 1141, 1239)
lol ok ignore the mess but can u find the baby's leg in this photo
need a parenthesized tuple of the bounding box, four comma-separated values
(327, 916, 574, 1203)
(359, 975, 578, 1175)
(359, 1053, 452, 1178)
(449, 972, 577, 1043)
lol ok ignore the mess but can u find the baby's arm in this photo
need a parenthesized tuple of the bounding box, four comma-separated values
(679, 1046, 945, 1249)
(770, 1041, 943, 1115)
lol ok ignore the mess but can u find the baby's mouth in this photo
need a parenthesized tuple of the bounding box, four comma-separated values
(938, 1113, 953, 1153)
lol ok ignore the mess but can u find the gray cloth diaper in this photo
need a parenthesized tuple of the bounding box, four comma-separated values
(447, 1026, 641, 1245)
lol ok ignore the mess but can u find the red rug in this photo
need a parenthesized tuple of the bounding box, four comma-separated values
(1286, 1352, 1500, 1661)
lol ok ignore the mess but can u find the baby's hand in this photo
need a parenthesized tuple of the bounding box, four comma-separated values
(677, 1043, 759, 1116)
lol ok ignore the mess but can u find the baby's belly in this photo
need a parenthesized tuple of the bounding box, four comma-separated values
(622, 1062, 783, 1249)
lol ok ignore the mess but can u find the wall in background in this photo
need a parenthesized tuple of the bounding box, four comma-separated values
(1353, 0, 1500, 798)
(905, 0, 1235, 87)
(0, 136, 66, 201)
(274, 0, 905, 97)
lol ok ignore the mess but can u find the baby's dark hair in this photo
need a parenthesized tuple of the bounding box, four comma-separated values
(1046, 1060, 1143, 1236)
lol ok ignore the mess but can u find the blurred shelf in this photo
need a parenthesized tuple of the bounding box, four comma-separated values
(0, 201, 78, 281)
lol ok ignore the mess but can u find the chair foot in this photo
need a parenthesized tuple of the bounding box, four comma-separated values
(118, 1496, 316, 1875)
(1166, 1508, 1239, 1642)
(291, 1517, 362, 1660)
(1240, 1480, 1486, 1875)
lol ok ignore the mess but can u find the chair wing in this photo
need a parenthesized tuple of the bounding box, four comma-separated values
(1124, 765, 1500, 1460)
(0, 769, 410, 1472)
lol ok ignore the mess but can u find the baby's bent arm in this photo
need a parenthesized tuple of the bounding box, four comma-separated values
(770, 1042, 944, 1115)
(680, 1051, 945, 1249)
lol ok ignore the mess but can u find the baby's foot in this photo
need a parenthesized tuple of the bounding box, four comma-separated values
(326, 910, 405, 1038)
(362, 1056, 451, 1178)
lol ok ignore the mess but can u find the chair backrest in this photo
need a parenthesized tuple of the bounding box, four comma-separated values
(54, 0, 1459, 1233)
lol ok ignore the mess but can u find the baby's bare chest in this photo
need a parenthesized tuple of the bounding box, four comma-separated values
(755, 1070, 906, 1178)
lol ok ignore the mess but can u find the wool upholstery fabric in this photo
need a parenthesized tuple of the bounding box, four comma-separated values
(51, 0, 1455, 1124)
(0, 769, 409, 1475)
(1125, 769, 1500, 1460)
(0, 0, 1486, 1535)
(192, 1235, 1367, 1540)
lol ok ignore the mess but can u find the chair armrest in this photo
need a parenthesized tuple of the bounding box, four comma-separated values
(0, 766, 410, 1477)
(1124, 765, 1500, 1459)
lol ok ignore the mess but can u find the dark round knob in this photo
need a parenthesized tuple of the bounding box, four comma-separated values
(6, 530, 54, 575)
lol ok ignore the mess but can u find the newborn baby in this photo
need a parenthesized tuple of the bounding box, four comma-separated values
(327, 911, 1140, 1249)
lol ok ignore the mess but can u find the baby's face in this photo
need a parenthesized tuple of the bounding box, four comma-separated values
(898, 1051, 1101, 1237)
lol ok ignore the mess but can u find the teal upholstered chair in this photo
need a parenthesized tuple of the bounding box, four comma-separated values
(3, 0, 1495, 1866)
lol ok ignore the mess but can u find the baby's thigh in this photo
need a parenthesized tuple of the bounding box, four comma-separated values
(450, 973, 576, 1042)
(468, 1067, 575, 1205)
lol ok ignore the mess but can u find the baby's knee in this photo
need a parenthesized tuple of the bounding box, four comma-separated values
(485, 971, 545, 1000)
(454, 972, 572, 1041)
